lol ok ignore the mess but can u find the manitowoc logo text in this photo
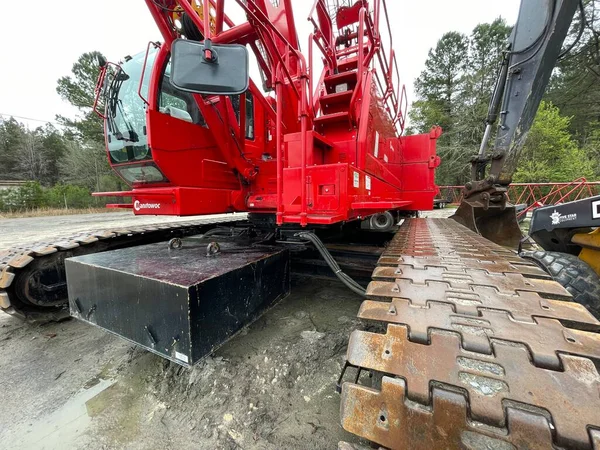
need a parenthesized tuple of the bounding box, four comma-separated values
(134, 200, 161, 211)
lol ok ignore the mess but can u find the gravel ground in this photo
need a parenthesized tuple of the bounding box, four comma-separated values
(0, 208, 455, 449)
(0, 209, 454, 249)
(0, 212, 247, 249)
(421, 207, 456, 219)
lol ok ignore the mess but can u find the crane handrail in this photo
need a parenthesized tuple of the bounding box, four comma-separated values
(309, 0, 338, 72)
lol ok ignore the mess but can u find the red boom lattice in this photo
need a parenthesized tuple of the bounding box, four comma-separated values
(440, 179, 600, 219)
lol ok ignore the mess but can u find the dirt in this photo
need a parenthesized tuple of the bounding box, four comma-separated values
(0, 277, 368, 449)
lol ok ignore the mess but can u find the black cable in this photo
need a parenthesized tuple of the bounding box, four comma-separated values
(181, 12, 204, 41)
(149, 0, 180, 13)
(509, 0, 558, 71)
(106, 70, 124, 136)
(558, 0, 586, 60)
(297, 232, 367, 297)
(0, 113, 59, 125)
(509, 0, 557, 56)
(199, 227, 245, 238)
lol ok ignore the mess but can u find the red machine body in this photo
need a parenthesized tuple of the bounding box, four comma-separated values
(94, 0, 441, 226)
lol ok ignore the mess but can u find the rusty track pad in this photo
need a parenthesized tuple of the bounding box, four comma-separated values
(346, 325, 600, 448)
(341, 219, 600, 449)
(342, 377, 561, 450)
(357, 299, 600, 370)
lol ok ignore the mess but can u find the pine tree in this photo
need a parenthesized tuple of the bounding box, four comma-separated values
(412, 32, 469, 138)
(0, 117, 25, 179)
(55, 51, 120, 191)
(56, 51, 106, 144)
(547, 0, 600, 140)
(460, 19, 512, 147)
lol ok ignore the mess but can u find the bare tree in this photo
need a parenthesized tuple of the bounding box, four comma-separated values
(17, 129, 47, 182)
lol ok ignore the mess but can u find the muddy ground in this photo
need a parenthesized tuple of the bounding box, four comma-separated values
(0, 209, 453, 449)
(0, 277, 366, 450)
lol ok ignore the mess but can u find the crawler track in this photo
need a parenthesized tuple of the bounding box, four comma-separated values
(0, 216, 245, 321)
(340, 218, 600, 449)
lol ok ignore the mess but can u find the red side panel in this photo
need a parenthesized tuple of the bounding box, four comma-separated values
(394, 127, 442, 210)
(147, 109, 241, 191)
(97, 187, 243, 216)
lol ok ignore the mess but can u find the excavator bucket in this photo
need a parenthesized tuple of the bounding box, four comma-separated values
(451, 201, 523, 249)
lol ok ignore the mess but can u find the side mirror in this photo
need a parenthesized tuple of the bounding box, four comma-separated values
(170, 39, 249, 95)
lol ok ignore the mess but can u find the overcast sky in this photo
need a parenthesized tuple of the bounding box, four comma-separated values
(0, 0, 520, 129)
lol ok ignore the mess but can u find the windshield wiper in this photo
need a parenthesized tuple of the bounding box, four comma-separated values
(106, 68, 139, 143)
(115, 99, 139, 143)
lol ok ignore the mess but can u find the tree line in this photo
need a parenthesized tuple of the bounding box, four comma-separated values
(0, 52, 125, 211)
(408, 1, 600, 186)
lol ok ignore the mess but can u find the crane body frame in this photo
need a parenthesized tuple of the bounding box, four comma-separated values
(93, 0, 441, 227)
(2, 2, 599, 449)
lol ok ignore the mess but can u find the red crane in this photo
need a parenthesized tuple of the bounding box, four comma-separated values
(92, 0, 441, 226)
(4, 2, 597, 449)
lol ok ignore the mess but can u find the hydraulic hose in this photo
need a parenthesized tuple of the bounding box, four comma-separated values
(199, 227, 246, 239)
(296, 232, 367, 297)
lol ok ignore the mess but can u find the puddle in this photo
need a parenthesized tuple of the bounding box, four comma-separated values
(6, 378, 115, 450)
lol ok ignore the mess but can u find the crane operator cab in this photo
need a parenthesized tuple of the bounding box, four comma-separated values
(96, 41, 254, 202)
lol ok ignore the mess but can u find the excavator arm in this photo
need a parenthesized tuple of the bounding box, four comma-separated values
(453, 0, 581, 247)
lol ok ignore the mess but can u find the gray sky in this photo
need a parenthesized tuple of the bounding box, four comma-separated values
(0, 0, 520, 129)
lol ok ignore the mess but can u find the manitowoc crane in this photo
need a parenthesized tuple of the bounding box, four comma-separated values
(1, 0, 599, 448)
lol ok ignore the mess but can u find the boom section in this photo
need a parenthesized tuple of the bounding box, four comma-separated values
(453, 0, 580, 248)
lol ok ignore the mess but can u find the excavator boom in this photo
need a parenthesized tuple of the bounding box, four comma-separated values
(453, 0, 581, 248)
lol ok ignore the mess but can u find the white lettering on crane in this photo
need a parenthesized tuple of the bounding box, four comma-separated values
(134, 200, 161, 211)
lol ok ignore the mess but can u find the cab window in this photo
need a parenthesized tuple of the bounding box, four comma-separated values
(159, 60, 207, 127)
(158, 57, 254, 138)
